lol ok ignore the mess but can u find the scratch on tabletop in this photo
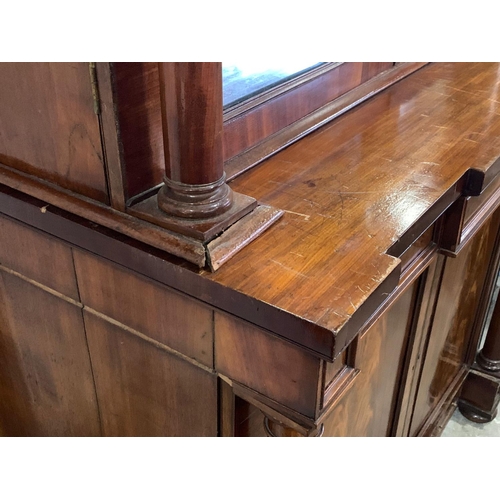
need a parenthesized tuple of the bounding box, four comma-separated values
(281, 209, 310, 221)
(270, 259, 308, 279)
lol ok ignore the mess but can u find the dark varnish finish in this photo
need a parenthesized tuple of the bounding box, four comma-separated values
(0, 214, 80, 300)
(73, 249, 214, 367)
(478, 296, 500, 372)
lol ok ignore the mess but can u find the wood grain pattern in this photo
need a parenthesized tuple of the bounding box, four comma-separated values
(73, 249, 214, 367)
(0, 63, 108, 202)
(95, 62, 127, 211)
(0, 270, 100, 436)
(0, 166, 207, 267)
(204, 63, 500, 358)
(112, 63, 165, 200)
(110, 62, 398, 202)
(84, 310, 217, 436)
(392, 256, 444, 436)
(409, 206, 500, 435)
(321, 279, 418, 436)
(0, 214, 79, 300)
(3, 64, 500, 365)
(225, 63, 428, 181)
(223, 62, 393, 160)
(215, 312, 321, 417)
(157, 62, 237, 220)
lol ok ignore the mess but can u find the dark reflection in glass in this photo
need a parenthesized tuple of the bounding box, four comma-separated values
(222, 62, 325, 108)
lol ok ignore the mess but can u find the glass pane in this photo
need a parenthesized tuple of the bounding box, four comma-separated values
(222, 62, 324, 108)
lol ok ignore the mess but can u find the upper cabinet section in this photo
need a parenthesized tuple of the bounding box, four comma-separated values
(0, 63, 108, 203)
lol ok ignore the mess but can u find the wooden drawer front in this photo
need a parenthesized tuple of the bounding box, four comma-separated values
(84, 311, 217, 436)
(0, 270, 100, 436)
(73, 249, 213, 367)
(0, 214, 79, 300)
(215, 312, 321, 418)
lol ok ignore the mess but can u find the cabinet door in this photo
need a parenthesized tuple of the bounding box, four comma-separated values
(0, 271, 100, 436)
(322, 279, 419, 437)
(0, 63, 108, 202)
(409, 208, 500, 435)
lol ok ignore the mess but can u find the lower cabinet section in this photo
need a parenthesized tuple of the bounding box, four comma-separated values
(1, 200, 500, 437)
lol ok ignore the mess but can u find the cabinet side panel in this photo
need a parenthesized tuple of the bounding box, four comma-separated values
(0, 214, 79, 300)
(84, 311, 217, 437)
(0, 63, 108, 202)
(0, 271, 100, 436)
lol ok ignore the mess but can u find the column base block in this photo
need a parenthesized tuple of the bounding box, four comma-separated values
(129, 192, 283, 270)
(457, 370, 500, 424)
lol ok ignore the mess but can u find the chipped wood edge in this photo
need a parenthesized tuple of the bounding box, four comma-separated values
(206, 205, 284, 271)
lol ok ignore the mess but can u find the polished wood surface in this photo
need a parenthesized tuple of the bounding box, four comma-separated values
(393, 257, 444, 436)
(0, 63, 108, 203)
(202, 63, 500, 358)
(112, 63, 165, 201)
(458, 370, 500, 423)
(3, 64, 500, 359)
(458, 270, 500, 423)
(95, 63, 127, 211)
(0, 270, 100, 436)
(223, 62, 393, 161)
(225, 63, 428, 181)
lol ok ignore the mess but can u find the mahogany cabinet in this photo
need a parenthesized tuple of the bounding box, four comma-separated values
(1, 62, 500, 436)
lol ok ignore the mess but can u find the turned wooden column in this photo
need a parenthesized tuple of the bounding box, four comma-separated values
(157, 62, 233, 219)
(128, 62, 282, 269)
(477, 295, 500, 372)
(458, 291, 500, 423)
